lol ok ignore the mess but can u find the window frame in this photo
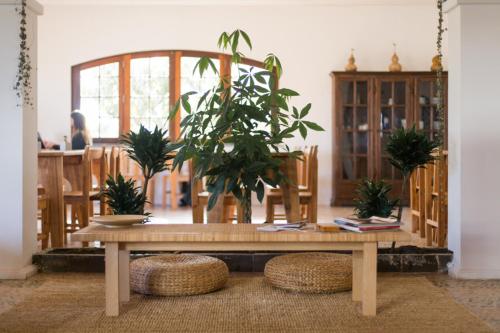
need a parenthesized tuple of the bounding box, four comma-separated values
(71, 50, 268, 144)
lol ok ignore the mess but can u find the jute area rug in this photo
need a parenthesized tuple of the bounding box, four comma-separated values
(0, 273, 492, 333)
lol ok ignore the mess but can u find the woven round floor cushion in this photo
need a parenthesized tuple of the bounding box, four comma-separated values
(264, 253, 353, 294)
(130, 254, 229, 296)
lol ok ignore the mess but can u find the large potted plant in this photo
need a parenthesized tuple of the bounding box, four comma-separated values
(170, 30, 323, 223)
(385, 126, 440, 222)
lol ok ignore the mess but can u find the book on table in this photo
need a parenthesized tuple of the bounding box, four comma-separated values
(334, 216, 401, 233)
(257, 222, 307, 232)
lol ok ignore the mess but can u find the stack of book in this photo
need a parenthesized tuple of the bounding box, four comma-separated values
(334, 216, 401, 233)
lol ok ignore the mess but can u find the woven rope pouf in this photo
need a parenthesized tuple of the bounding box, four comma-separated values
(264, 253, 353, 294)
(130, 254, 229, 296)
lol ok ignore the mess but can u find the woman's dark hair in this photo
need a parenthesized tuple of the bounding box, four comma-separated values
(71, 111, 86, 131)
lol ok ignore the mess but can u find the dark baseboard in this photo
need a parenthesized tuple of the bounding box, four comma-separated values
(33, 246, 452, 274)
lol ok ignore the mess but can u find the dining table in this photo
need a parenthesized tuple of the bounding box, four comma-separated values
(38, 150, 85, 247)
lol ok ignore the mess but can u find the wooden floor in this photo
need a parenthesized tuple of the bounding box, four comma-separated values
(61, 205, 431, 249)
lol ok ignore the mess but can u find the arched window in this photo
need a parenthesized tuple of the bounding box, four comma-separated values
(71, 50, 268, 143)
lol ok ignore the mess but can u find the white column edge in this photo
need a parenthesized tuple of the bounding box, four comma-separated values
(0, 265, 38, 280)
(445, 0, 500, 13)
(0, 0, 43, 15)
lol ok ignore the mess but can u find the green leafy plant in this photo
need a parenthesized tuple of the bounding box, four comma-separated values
(386, 126, 440, 221)
(121, 125, 175, 213)
(170, 29, 324, 223)
(14, 0, 33, 107)
(354, 179, 397, 219)
(102, 174, 148, 215)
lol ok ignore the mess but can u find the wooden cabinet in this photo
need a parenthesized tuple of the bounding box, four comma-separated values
(331, 72, 448, 206)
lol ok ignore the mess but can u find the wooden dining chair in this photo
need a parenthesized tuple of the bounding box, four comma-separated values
(89, 147, 108, 216)
(265, 146, 318, 223)
(410, 167, 426, 237)
(162, 161, 190, 209)
(64, 147, 105, 234)
(425, 151, 448, 247)
(108, 146, 122, 180)
(37, 186, 50, 249)
(190, 162, 242, 224)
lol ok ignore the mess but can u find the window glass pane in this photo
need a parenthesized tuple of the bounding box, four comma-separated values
(130, 56, 170, 132)
(341, 81, 354, 104)
(79, 62, 119, 138)
(181, 57, 220, 118)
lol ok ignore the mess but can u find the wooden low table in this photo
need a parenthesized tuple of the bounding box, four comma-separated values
(72, 224, 410, 317)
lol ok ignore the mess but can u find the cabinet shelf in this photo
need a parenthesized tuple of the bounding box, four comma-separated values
(332, 71, 448, 206)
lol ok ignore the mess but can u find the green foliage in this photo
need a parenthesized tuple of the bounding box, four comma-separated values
(385, 125, 440, 221)
(102, 174, 148, 216)
(170, 30, 324, 217)
(385, 126, 440, 177)
(121, 125, 175, 180)
(15, 0, 33, 107)
(354, 179, 397, 219)
(121, 125, 176, 213)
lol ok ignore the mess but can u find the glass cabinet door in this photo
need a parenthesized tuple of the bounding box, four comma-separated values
(416, 78, 448, 148)
(338, 79, 370, 181)
(376, 79, 410, 182)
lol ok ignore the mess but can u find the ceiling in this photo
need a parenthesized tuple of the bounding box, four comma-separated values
(38, 0, 437, 6)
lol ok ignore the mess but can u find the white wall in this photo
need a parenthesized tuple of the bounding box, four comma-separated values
(446, 0, 500, 279)
(0, 0, 41, 279)
(38, 3, 444, 205)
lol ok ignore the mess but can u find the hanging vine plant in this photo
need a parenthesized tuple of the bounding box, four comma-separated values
(435, 0, 445, 140)
(436, 0, 447, 225)
(14, 0, 33, 107)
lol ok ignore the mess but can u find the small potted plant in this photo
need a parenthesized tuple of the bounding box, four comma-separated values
(102, 174, 147, 215)
(169, 29, 323, 223)
(354, 179, 397, 219)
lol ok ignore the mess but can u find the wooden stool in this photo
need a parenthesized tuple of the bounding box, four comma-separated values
(130, 254, 229, 296)
(264, 253, 352, 293)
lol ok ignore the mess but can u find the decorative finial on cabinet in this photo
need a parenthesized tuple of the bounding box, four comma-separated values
(431, 55, 443, 72)
(388, 43, 402, 72)
(345, 49, 358, 72)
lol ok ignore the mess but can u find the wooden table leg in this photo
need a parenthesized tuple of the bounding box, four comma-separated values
(105, 242, 120, 316)
(352, 250, 363, 302)
(280, 156, 301, 223)
(118, 246, 130, 303)
(362, 242, 377, 316)
(38, 155, 65, 247)
(207, 194, 225, 223)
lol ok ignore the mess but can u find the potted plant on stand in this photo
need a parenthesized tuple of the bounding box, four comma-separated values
(102, 125, 175, 217)
(385, 126, 440, 223)
(170, 29, 323, 223)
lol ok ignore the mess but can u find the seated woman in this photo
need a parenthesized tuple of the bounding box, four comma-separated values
(70, 111, 92, 150)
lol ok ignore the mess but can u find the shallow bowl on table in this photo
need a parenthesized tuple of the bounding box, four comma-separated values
(91, 215, 146, 228)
